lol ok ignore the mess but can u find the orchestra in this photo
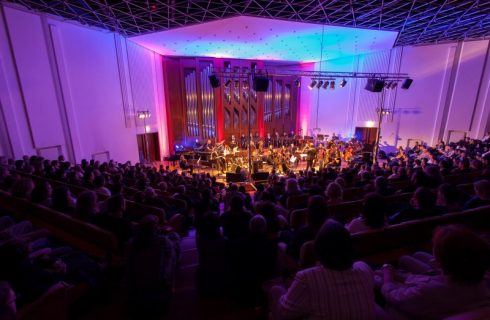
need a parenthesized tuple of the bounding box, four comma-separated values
(176, 132, 365, 176)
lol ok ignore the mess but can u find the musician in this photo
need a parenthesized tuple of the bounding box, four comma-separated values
(282, 132, 288, 147)
(316, 144, 327, 170)
(265, 133, 272, 148)
(305, 142, 317, 172)
(179, 154, 192, 172)
(193, 139, 202, 150)
(204, 139, 214, 151)
(254, 133, 260, 146)
(274, 132, 280, 148)
(230, 135, 237, 149)
(240, 134, 247, 149)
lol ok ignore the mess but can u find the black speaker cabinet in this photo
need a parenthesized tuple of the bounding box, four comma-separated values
(253, 76, 269, 92)
(252, 171, 269, 182)
(401, 78, 413, 89)
(208, 75, 220, 88)
(365, 79, 385, 92)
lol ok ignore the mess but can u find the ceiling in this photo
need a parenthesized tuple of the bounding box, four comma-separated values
(4, 0, 490, 48)
(130, 16, 397, 62)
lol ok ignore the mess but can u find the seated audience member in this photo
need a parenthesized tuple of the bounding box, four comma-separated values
(254, 202, 281, 237)
(92, 195, 133, 250)
(270, 220, 376, 320)
(230, 215, 278, 305)
(374, 176, 395, 196)
(10, 177, 34, 199)
(93, 175, 111, 197)
(436, 183, 461, 213)
(389, 187, 438, 224)
(0, 281, 16, 320)
(220, 196, 252, 241)
(74, 191, 98, 222)
(381, 225, 490, 319)
(279, 178, 303, 207)
(51, 185, 75, 215)
(463, 179, 490, 210)
(325, 182, 343, 205)
(124, 215, 178, 317)
(287, 195, 329, 261)
(346, 193, 387, 234)
(30, 181, 52, 207)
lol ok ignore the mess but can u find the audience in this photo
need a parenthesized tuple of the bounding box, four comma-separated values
(346, 192, 387, 233)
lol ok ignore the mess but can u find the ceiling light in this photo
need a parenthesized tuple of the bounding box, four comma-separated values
(308, 80, 317, 90)
(330, 81, 335, 89)
(294, 79, 301, 88)
(322, 81, 330, 89)
(224, 79, 232, 87)
(340, 79, 347, 87)
(316, 80, 323, 89)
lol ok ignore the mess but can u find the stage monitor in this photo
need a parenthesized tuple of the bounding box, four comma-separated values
(365, 79, 385, 92)
(253, 76, 269, 92)
(226, 172, 245, 183)
(252, 171, 269, 182)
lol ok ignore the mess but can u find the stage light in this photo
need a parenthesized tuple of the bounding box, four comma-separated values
(391, 81, 398, 89)
(330, 81, 335, 89)
(308, 80, 317, 90)
(384, 81, 391, 88)
(208, 74, 220, 88)
(224, 79, 232, 87)
(316, 80, 323, 89)
(340, 79, 347, 87)
(401, 78, 413, 89)
(234, 80, 240, 88)
(322, 81, 330, 89)
(242, 80, 249, 88)
(294, 79, 301, 88)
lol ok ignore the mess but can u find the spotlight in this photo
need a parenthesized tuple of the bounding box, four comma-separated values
(340, 79, 347, 87)
(242, 81, 249, 89)
(224, 79, 232, 87)
(316, 80, 323, 89)
(308, 80, 317, 90)
(391, 81, 398, 89)
(234, 80, 240, 88)
(384, 81, 391, 88)
(294, 79, 301, 88)
(322, 81, 330, 89)
(208, 74, 220, 88)
(330, 81, 335, 89)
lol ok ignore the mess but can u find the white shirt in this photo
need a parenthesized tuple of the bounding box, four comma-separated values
(277, 262, 376, 320)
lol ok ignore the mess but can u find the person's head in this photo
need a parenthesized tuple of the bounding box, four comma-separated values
(144, 187, 156, 200)
(230, 195, 244, 211)
(93, 175, 106, 188)
(75, 191, 98, 220)
(10, 177, 34, 199)
(106, 194, 126, 217)
(315, 220, 353, 271)
(374, 176, 388, 190)
(325, 182, 343, 201)
(249, 214, 267, 235)
(362, 193, 386, 229)
(30, 180, 52, 204)
(474, 180, 490, 200)
(0, 282, 16, 319)
(433, 225, 490, 285)
(437, 183, 459, 208)
(412, 187, 436, 210)
(307, 195, 329, 230)
(286, 178, 300, 193)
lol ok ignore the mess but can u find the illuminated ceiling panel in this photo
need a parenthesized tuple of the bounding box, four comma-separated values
(130, 16, 398, 62)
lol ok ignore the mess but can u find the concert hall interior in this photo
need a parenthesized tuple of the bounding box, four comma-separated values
(1, 1, 490, 320)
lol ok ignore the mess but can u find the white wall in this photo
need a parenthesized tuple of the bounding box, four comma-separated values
(300, 39, 490, 151)
(0, 4, 169, 162)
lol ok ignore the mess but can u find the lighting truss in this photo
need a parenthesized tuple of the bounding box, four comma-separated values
(211, 68, 410, 83)
(4, 0, 490, 46)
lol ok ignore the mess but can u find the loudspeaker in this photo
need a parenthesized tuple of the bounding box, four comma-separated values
(252, 171, 269, 182)
(226, 172, 245, 183)
(208, 75, 220, 88)
(253, 76, 269, 92)
(401, 78, 413, 89)
(365, 79, 385, 92)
